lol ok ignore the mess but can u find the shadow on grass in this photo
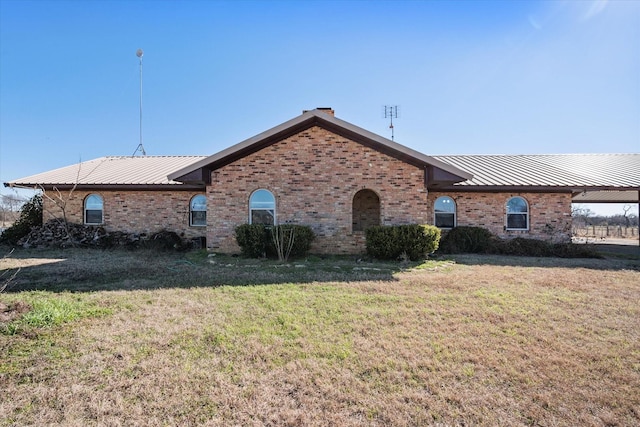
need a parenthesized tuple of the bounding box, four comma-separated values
(1, 247, 422, 293)
(3, 245, 638, 294)
(441, 249, 640, 271)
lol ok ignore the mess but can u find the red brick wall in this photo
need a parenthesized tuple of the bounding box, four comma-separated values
(207, 126, 429, 253)
(427, 191, 572, 242)
(42, 190, 207, 239)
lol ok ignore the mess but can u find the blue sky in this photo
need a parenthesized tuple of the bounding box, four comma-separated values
(1, 0, 638, 216)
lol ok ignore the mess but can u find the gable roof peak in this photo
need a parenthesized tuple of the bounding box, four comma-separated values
(168, 108, 472, 183)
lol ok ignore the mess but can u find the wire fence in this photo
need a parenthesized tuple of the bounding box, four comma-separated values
(572, 225, 639, 240)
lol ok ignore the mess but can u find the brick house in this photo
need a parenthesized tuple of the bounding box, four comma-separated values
(5, 108, 639, 253)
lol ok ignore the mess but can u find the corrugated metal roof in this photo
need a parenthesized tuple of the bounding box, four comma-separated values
(432, 154, 640, 188)
(572, 190, 639, 203)
(5, 156, 207, 187)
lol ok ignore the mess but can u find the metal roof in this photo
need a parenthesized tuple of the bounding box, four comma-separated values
(572, 190, 639, 203)
(432, 154, 640, 189)
(4, 156, 207, 189)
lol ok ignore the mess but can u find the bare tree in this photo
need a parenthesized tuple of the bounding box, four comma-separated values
(622, 204, 632, 228)
(38, 184, 78, 242)
(36, 158, 104, 245)
(271, 225, 296, 263)
(0, 193, 25, 228)
(571, 206, 594, 239)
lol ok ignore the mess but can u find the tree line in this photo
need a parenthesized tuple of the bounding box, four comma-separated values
(572, 205, 639, 227)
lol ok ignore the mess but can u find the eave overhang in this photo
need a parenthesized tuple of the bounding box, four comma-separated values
(428, 183, 640, 201)
(4, 183, 205, 192)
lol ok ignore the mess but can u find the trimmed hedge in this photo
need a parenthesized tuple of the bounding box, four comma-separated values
(436, 226, 601, 258)
(234, 224, 315, 259)
(437, 226, 495, 254)
(365, 224, 441, 261)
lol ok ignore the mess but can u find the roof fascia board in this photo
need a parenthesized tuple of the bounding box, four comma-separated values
(571, 197, 639, 203)
(430, 184, 640, 193)
(430, 185, 576, 193)
(5, 183, 205, 191)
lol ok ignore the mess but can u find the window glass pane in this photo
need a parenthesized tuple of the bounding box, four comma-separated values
(250, 189, 275, 209)
(86, 210, 102, 224)
(507, 197, 528, 213)
(249, 190, 275, 225)
(251, 209, 274, 225)
(85, 195, 103, 210)
(191, 211, 206, 226)
(85, 194, 103, 224)
(190, 195, 206, 211)
(507, 213, 528, 229)
(435, 196, 455, 213)
(435, 213, 455, 228)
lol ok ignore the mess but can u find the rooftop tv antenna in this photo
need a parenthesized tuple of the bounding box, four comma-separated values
(133, 48, 147, 156)
(383, 105, 399, 141)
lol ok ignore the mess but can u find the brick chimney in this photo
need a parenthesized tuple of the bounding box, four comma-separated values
(304, 107, 335, 116)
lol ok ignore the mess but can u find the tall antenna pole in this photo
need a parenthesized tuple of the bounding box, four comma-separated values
(133, 48, 146, 156)
(383, 105, 399, 141)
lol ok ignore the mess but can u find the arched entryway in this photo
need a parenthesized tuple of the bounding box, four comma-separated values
(352, 189, 380, 232)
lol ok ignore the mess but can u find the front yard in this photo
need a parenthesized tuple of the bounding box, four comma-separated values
(1, 248, 639, 426)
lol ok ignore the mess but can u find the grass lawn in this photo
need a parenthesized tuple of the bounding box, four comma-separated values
(1, 247, 639, 426)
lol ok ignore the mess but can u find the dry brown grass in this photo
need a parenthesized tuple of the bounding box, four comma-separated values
(1, 248, 639, 426)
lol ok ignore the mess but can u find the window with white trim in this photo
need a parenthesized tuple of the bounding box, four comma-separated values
(249, 189, 275, 225)
(190, 195, 207, 227)
(506, 196, 529, 230)
(434, 196, 456, 228)
(84, 194, 104, 225)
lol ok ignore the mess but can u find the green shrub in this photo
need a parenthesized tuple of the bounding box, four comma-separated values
(235, 224, 316, 259)
(366, 224, 441, 261)
(437, 226, 495, 254)
(0, 194, 43, 245)
(235, 224, 268, 258)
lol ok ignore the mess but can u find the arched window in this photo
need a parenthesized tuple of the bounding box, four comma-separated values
(506, 196, 529, 230)
(190, 195, 207, 227)
(249, 189, 275, 225)
(434, 196, 456, 228)
(84, 194, 104, 225)
(352, 189, 380, 232)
